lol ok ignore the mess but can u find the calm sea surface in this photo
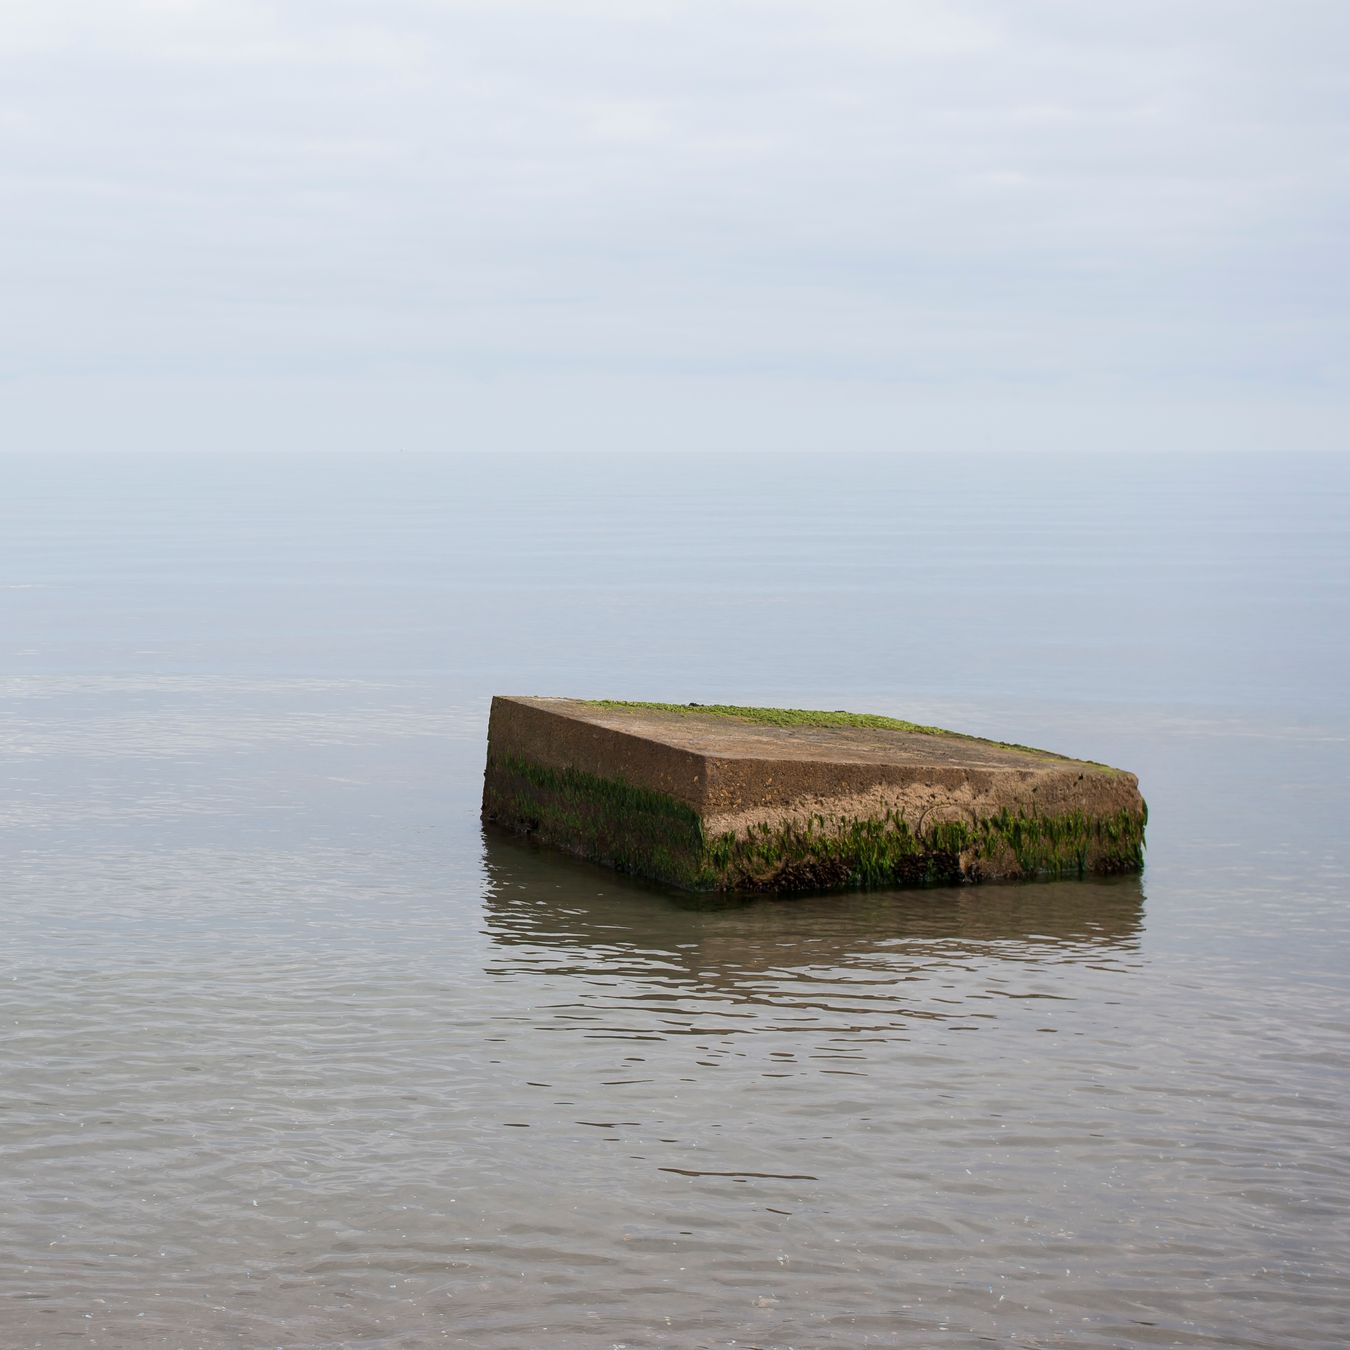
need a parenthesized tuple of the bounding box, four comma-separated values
(1, 451, 1348, 1349)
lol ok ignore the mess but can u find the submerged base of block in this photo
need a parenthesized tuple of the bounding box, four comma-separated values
(481, 697, 1147, 894)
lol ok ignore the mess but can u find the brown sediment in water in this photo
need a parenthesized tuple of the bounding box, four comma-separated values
(481, 696, 1147, 893)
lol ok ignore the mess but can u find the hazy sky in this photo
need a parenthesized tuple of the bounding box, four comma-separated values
(3, 0, 1347, 452)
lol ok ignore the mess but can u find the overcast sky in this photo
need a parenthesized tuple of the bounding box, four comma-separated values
(2, 0, 1346, 452)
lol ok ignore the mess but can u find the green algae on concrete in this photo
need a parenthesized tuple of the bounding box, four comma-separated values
(585, 699, 953, 737)
(481, 696, 1148, 894)
(485, 752, 707, 887)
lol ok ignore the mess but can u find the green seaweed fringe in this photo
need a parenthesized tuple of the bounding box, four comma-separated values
(484, 753, 1146, 893)
(703, 804, 1146, 892)
(483, 753, 707, 886)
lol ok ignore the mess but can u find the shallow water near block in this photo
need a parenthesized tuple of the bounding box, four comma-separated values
(1, 452, 1348, 1348)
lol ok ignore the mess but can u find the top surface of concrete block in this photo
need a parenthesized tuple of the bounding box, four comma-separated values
(495, 696, 1111, 774)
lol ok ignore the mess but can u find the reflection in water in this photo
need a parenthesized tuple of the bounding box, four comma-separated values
(482, 825, 1144, 1039)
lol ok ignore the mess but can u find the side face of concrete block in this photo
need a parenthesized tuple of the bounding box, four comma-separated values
(481, 697, 1148, 893)
(481, 698, 715, 888)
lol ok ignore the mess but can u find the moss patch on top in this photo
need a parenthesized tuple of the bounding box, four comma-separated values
(586, 699, 949, 736)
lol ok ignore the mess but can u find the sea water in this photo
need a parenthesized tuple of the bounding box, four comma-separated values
(1, 451, 1347, 1347)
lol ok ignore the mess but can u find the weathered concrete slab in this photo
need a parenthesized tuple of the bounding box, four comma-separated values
(481, 697, 1147, 893)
